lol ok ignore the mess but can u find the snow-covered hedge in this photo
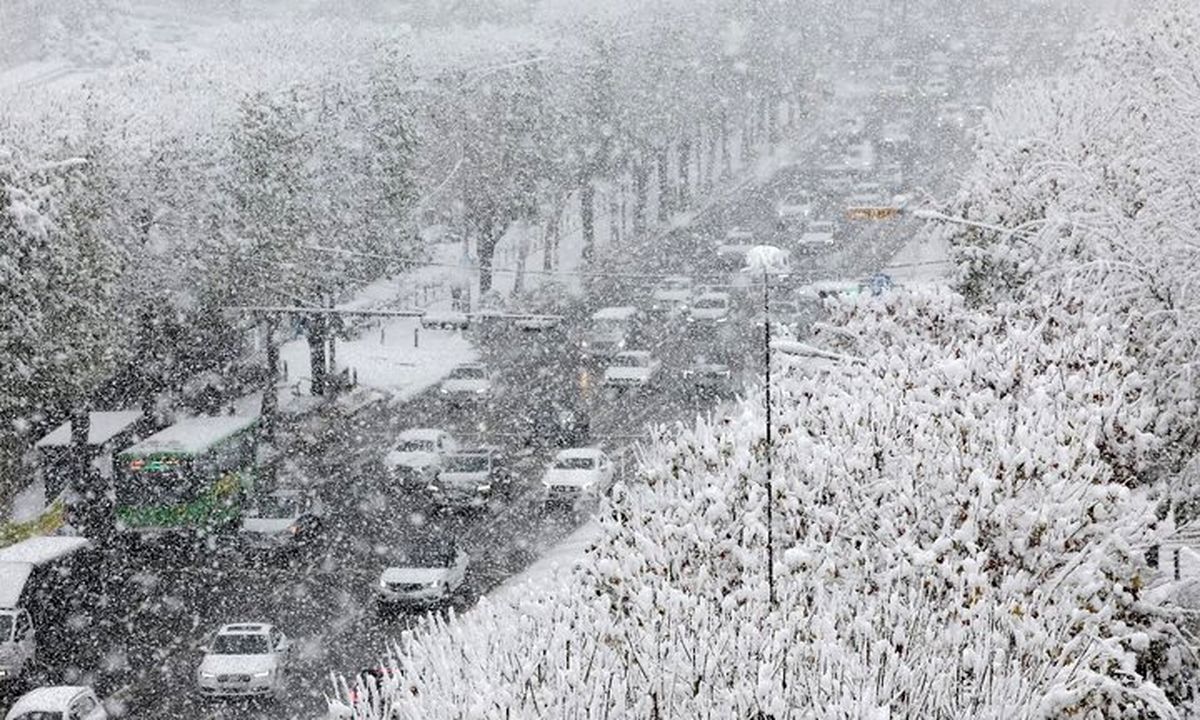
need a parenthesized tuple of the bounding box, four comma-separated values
(328, 1, 1200, 717)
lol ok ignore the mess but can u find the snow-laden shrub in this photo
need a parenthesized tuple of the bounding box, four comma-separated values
(945, 0, 1200, 482)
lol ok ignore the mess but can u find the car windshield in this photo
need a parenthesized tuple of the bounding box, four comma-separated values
(397, 439, 436, 453)
(443, 454, 490, 473)
(659, 279, 689, 291)
(808, 222, 835, 232)
(249, 493, 301, 518)
(212, 633, 270, 655)
(613, 355, 647, 368)
(693, 297, 727, 310)
(555, 456, 596, 470)
(10, 713, 64, 720)
(448, 366, 486, 380)
(0, 613, 12, 641)
(405, 544, 456, 567)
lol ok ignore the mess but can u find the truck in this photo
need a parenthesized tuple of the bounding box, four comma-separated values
(0, 536, 97, 684)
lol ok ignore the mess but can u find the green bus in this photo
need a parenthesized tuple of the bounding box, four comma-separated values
(115, 415, 260, 536)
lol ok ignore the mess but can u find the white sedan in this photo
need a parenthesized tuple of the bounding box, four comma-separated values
(541, 448, 615, 502)
(197, 623, 291, 699)
(439, 363, 493, 401)
(603, 351, 661, 388)
(5, 687, 107, 720)
(377, 546, 469, 610)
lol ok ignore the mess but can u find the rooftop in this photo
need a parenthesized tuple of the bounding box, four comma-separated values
(121, 415, 258, 456)
(35, 410, 143, 448)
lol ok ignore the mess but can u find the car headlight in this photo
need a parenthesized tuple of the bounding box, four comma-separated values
(252, 670, 271, 679)
(426, 581, 441, 589)
(475, 387, 488, 395)
(200, 671, 217, 679)
(439, 387, 449, 394)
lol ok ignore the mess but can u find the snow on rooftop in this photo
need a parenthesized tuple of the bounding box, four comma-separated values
(0, 563, 34, 608)
(35, 410, 143, 448)
(0, 536, 90, 567)
(122, 415, 258, 456)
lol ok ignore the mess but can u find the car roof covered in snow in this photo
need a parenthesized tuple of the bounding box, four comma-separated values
(554, 448, 606, 461)
(120, 415, 258, 456)
(398, 428, 445, 442)
(218, 622, 272, 635)
(592, 306, 639, 321)
(6, 685, 93, 715)
(36, 410, 143, 448)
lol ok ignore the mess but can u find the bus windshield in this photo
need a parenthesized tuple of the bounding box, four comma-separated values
(116, 458, 199, 509)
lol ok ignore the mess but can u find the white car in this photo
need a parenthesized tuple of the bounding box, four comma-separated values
(239, 489, 325, 552)
(439, 363, 493, 401)
(689, 292, 732, 323)
(796, 220, 837, 254)
(377, 545, 469, 609)
(541, 448, 616, 503)
(384, 429, 459, 484)
(775, 191, 814, 228)
(197, 623, 291, 699)
(429, 448, 509, 504)
(649, 275, 693, 316)
(603, 351, 662, 388)
(0, 608, 34, 684)
(5, 687, 107, 720)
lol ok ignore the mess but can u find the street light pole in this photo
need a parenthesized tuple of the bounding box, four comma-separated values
(763, 267, 776, 607)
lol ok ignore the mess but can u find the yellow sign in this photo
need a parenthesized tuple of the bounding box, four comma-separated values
(845, 206, 901, 220)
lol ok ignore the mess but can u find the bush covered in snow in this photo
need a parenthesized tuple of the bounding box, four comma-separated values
(327, 2, 1200, 717)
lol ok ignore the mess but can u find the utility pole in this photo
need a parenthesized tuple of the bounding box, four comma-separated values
(763, 269, 776, 607)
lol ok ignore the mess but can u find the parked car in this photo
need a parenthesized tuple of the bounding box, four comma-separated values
(376, 544, 469, 610)
(384, 429, 459, 485)
(689, 292, 732, 323)
(196, 623, 291, 699)
(239, 488, 325, 553)
(428, 448, 511, 505)
(541, 448, 616, 503)
(439, 363, 493, 401)
(5, 687, 108, 720)
(419, 309, 469, 330)
(603, 351, 662, 389)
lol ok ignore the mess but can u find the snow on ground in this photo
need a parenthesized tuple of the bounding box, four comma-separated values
(488, 520, 602, 600)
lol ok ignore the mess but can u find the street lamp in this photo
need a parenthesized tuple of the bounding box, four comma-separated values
(744, 245, 790, 608)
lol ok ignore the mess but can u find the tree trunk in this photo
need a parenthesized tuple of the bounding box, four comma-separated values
(580, 182, 595, 261)
(307, 314, 327, 396)
(513, 220, 530, 296)
(720, 113, 732, 179)
(633, 155, 649, 237)
(477, 215, 502, 295)
(608, 191, 621, 248)
(261, 315, 279, 441)
(543, 203, 560, 272)
(677, 134, 692, 208)
(767, 96, 780, 146)
(656, 145, 670, 222)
